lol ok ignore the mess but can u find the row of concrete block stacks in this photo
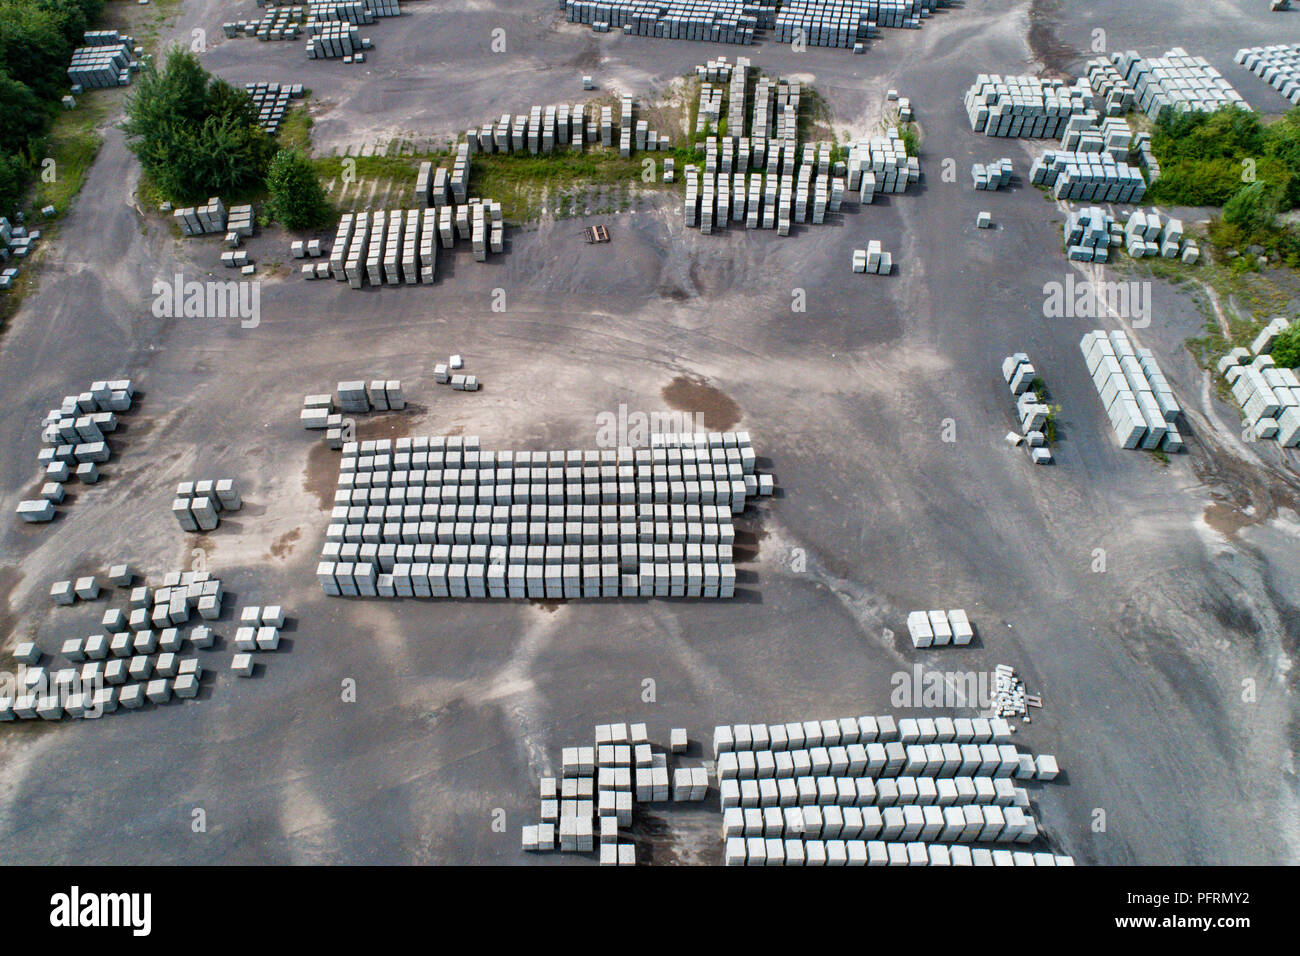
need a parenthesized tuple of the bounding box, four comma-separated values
(305, 22, 369, 59)
(770, 0, 945, 48)
(17, 379, 134, 523)
(50, 563, 132, 604)
(971, 159, 1013, 190)
(714, 715, 1071, 866)
(1, 569, 224, 721)
(906, 609, 975, 647)
(686, 151, 846, 234)
(1237, 44, 1300, 105)
(1081, 330, 1185, 452)
(301, 379, 405, 428)
(1112, 48, 1250, 121)
(0, 216, 41, 291)
(1084, 56, 1136, 115)
(1031, 151, 1145, 204)
(174, 198, 223, 237)
(223, 5, 304, 40)
(1062, 206, 1117, 263)
(315, 431, 774, 600)
(67, 31, 138, 89)
(964, 75, 1095, 138)
(328, 206, 499, 289)
(1219, 320, 1300, 446)
(850, 241, 892, 275)
(562, 0, 773, 43)
(458, 102, 672, 161)
(172, 479, 242, 532)
(521, 722, 704, 860)
(1002, 354, 1054, 464)
(847, 129, 917, 200)
(246, 82, 304, 134)
(1124, 209, 1199, 264)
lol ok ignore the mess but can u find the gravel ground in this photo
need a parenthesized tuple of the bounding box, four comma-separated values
(0, 0, 1295, 865)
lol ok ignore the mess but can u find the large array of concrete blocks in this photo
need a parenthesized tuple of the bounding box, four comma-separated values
(683, 60, 916, 236)
(245, 82, 305, 134)
(1081, 330, 1185, 453)
(1236, 44, 1300, 105)
(1114, 48, 1249, 120)
(222, 1, 397, 60)
(324, 203, 501, 289)
(560, 0, 954, 49)
(1218, 319, 1300, 447)
(16, 379, 135, 524)
(315, 431, 774, 600)
(0, 568, 220, 721)
(715, 714, 1072, 866)
(521, 722, 704, 862)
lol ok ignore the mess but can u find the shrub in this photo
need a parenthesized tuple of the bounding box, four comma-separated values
(266, 148, 331, 229)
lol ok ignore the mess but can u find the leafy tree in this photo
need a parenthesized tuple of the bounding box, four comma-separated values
(0, 152, 29, 218)
(0, 3, 72, 101)
(0, 71, 45, 155)
(266, 148, 331, 229)
(123, 49, 274, 204)
(1271, 324, 1300, 369)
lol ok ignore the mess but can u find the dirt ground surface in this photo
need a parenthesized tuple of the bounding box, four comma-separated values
(0, 0, 1296, 864)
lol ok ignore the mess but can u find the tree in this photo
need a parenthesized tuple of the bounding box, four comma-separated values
(1271, 324, 1300, 369)
(266, 148, 331, 229)
(123, 48, 274, 204)
(0, 71, 45, 155)
(0, 152, 29, 219)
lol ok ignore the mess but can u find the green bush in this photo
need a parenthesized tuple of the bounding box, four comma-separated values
(0, 70, 45, 156)
(1272, 325, 1300, 368)
(124, 49, 275, 204)
(0, 152, 29, 218)
(266, 148, 331, 229)
(1223, 181, 1281, 232)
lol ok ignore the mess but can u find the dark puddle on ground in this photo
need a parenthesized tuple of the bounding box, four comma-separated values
(661, 375, 741, 431)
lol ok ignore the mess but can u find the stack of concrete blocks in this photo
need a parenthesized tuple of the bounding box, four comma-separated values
(520, 721, 706, 862)
(773, 1, 942, 47)
(1236, 44, 1300, 105)
(1002, 354, 1053, 464)
(714, 713, 1074, 866)
(1219, 321, 1300, 445)
(172, 479, 242, 532)
(971, 159, 1013, 190)
(1081, 330, 1184, 452)
(1031, 151, 1145, 204)
(1123, 209, 1198, 263)
(564, 0, 772, 44)
(851, 241, 892, 275)
(67, 32, 136, 89)
(245, 82, 303, 134)
(0, 217, 41, 289)
(235, 605, 287, 654)
(964, 75, 1093, 138)
(17, 380, 133, 522)
(305, 21, 363, 59)
(1113, 48, 1250, 120)
(1131, 130, 1161, 184)
(1084, 57, 1136, 115)
(846, 129, 914, 204)
(331, 208, 488, 287)
(315, 431, 774, 601)
(906, 609, 975, 647)
(1062, 206, 1118, 262)
(992, 664, 1030, 720)
(174, 198, 227, 237)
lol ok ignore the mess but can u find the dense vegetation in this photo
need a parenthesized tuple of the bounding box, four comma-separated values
(0, 0, 106, 217)
(124, 49, 276, 204)
(266, 147, 331, 230)
(1146, 106, 1300, 269)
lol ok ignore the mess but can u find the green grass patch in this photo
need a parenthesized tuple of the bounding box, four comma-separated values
(277, 103, 315, 155)
(31, 95, 112, 218)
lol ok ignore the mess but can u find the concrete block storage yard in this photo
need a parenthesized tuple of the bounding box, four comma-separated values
(0, 0, 1296, 869)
